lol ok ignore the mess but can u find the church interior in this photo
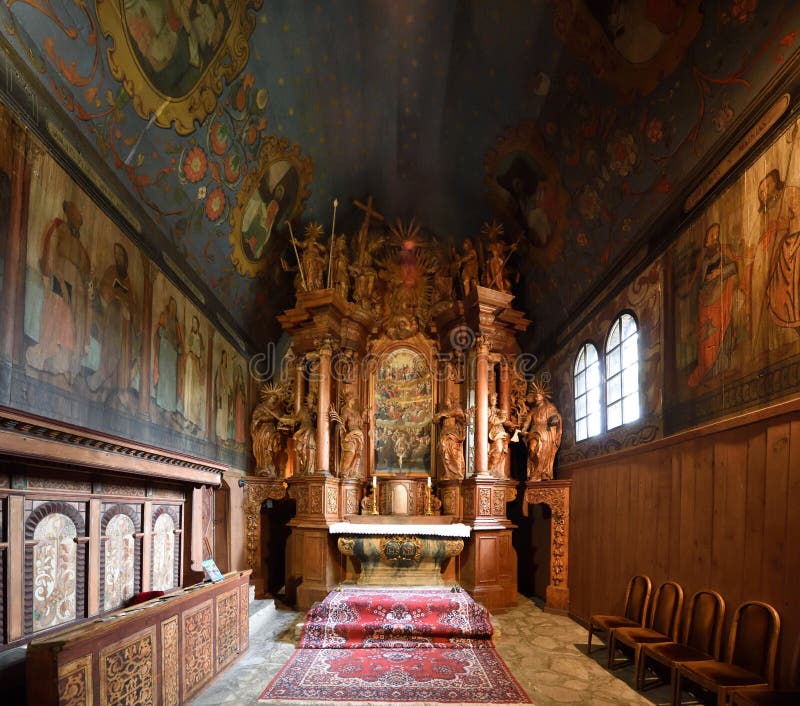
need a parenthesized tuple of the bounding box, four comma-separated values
(1, 2, 800, 705)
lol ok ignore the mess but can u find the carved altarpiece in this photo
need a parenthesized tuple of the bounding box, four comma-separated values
(242, 206, 555, 611)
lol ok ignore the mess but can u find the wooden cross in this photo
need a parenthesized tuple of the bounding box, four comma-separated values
(353, 195, 385, 264)
(353, 195, 385, 230)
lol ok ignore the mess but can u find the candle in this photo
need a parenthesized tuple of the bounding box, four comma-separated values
(372, 475, 377, 489)
(427, 476, 432, 488)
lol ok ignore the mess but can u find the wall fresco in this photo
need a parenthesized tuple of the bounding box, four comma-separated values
(0, 102, 252, 468)
(667, 116, 800, 430)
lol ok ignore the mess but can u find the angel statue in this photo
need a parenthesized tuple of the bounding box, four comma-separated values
(250, 383, 287, 477)
(279, 392, 317, 475)
(519, 382, 562, 481)
(329, 389, 368, 479)
(435, 392, 467, 480)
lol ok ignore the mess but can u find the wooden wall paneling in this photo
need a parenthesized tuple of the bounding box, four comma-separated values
(760, 422, 790, 621)
(635, 457, 657, 584)
(779, 418, 800, 688)
(691, 441, 715, 592)
(655, 451, 672, 581)
(569, 468, 588, 620)
(742, 425, 767, 602)
(668, 451, 682, 583)
(677, 442, 697, 591)
(712, 431, 748, 618)
(595, 464, 615, 616)
(616, 462, 634, 598)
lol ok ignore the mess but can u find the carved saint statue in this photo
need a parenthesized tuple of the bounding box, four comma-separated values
(482, 222, 516, 293)
(487, 391, 511, 477)
(350, 231, 384, 309)
(250, 383, 287, 477)
(458, 238, 479, 296)
(292, 222, 327, 292)
(521, 383, 562, 481)
(331, 234, 350, 300)
(435, 392, 467, 480)
(329, 390, 367, 479)
(280, 392, 317, 475)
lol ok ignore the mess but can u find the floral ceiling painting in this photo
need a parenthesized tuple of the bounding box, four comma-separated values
(2, 1, 800, 351)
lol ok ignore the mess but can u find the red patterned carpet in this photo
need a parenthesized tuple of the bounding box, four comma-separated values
(299, 587, 495, 648)
(259, 588, 531, 706)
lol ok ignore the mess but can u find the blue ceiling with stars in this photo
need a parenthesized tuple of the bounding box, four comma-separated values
(2, 0, 800, 351)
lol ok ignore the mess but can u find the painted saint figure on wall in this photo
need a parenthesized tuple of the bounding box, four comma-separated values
(214, 348, 232, 442)
(87, 243, 138, 401)
(754, 169, 800, 341)
(26, 201, 92, 384)
(153, 296, 184, 416)
(233, 362, 247, 444)
(682, 223, 743, 388)
(182, 315, 205, 431)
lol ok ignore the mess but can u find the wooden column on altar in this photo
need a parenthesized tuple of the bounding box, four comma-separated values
(275, 288, 364, 610)
(522, 479, 571, 613)
(315, 338, 333, 473)
(437, 285, 531, 611)
(474, 336, 490, 476)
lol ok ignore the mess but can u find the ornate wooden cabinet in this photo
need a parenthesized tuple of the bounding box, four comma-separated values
(25, 570, 251, 706)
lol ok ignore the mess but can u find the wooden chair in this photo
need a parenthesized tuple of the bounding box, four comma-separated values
(730, 633, 800, 706)
(637, 589, 726, 701)
(674, 600, 781, 706)
(607, 580, 684, 670)
(587, 574, 651, 654)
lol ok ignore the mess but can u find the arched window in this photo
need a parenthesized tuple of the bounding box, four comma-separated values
(574, 343, 602, 442)
(606, 312, 640, 430)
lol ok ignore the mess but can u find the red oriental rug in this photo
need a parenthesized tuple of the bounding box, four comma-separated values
(259, 587, 531, 706)
(299, 587, 494, 649)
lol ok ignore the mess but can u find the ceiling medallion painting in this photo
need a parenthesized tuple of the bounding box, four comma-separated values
(551, 0, 703, 96)
(484, 122, 569, 268)
(229, 135, 314, 277)
(96, 0, 262, 135)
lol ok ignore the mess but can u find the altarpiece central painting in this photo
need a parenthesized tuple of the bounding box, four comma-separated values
(373, 346, 433, 473)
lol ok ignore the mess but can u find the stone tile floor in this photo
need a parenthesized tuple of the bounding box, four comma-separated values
(191, 594, 702, 705)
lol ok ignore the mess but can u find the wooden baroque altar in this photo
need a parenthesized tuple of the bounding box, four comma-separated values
(242, 210, 554, 612)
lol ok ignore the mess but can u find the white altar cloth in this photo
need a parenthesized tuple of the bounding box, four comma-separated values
(328, 522, 471, 538)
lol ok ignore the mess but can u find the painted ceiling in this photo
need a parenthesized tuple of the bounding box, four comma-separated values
(2, 0, 800, 352)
